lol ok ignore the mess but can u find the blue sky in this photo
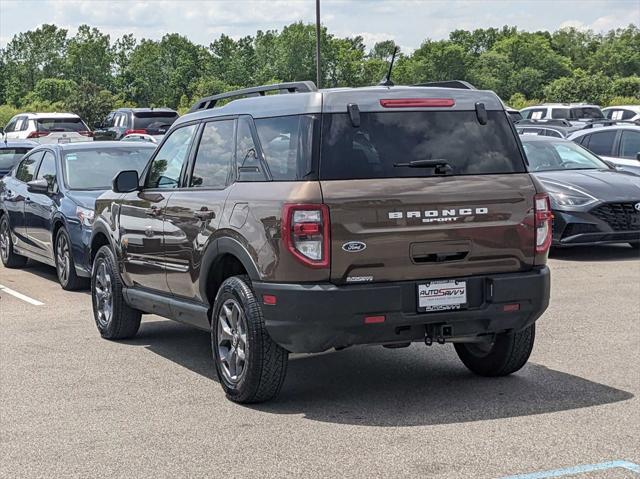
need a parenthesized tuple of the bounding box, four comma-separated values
(0, 0, 638, 51)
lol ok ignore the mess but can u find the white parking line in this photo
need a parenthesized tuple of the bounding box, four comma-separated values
(0, 284, 44, 306)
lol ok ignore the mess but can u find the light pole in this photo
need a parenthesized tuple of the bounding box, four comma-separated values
(315, 0, 321, 88)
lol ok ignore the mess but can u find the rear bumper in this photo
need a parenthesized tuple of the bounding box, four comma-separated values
(253, 266, 550, 353)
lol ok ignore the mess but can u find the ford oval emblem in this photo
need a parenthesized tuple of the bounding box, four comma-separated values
(635, 202, 640, 212)
(342, 241, 366, 252)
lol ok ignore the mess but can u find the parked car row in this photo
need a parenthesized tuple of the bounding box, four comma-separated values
(1, 108, 179, 145)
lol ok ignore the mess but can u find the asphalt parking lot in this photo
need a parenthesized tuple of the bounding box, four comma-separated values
(1, 245, 639, 479)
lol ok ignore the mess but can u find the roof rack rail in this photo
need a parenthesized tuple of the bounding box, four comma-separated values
(515, 119, 572, 127)
(581, 119, 640, 128)
(414, 80, 477, 90)
(188, 81, 318, 113)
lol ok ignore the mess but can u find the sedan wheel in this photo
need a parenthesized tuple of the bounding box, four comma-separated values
(56, 233, 71, 286)
(0, 219, 10, 262)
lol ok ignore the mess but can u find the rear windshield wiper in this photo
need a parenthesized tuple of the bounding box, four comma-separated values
(393, 159, 453, 174)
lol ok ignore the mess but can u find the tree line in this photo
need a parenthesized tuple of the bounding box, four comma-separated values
(1, 22, 639, 128)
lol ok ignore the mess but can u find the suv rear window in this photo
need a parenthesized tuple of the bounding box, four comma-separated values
(319, 111, 525, 180)
(133, 112, 179, 129)
(36, 117, 88, 132)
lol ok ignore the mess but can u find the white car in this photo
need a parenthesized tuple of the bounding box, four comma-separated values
(602, 105, 640, 122)
(520, 103, 604, 126)
(2, 113, 93, 144)
(568, 125, 640, 173)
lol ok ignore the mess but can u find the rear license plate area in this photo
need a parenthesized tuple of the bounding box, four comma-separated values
(417, 280, 467, 312)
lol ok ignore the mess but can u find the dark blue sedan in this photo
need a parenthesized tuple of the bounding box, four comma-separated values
(0, 142, 155, 289)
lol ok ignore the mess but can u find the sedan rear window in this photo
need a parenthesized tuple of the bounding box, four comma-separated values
(63, 147, 154, 190)
(0, 148, 32, 169)
(320, 111, 525, 180)
(36, 117, 89, 132)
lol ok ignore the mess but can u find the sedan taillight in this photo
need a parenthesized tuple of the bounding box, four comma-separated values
(282, 204, 330, 268)
(534, 193, 553, 253)
(78, 130, 93, 137)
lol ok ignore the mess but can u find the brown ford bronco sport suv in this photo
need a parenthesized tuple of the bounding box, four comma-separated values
(90, 81, 551, 403)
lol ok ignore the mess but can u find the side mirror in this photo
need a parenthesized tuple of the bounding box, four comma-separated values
(113, 170, 139, 193)
(27, 178, 49, 194)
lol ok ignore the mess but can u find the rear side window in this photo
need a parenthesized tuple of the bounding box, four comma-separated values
(190, 120, 234, 188)
(584, 131, 616, 156)
(36, 117, 88, 132)
(619, 131, 640, 159)
(551, 109, 570, 119)
(254, 115, 317, 181)
(571, 108, 603, 120)
(523, 109, 546, 120)
(15, 152, 43, 182)
(320, 111, 525, 180)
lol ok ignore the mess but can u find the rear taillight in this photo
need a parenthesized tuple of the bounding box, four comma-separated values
(124, 129, 147, 135)
(282, 204, 330, 268)
(27, 131, 49, 138)
(380, 98, 455, 108)
(78, 131, 93, 137)
(534, 193, 553, 253)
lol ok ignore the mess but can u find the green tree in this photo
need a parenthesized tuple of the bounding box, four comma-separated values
(27, 78, 77, 104)
(543, 69, 613, 105)
(2, 24, 68, 104)
(65, 25, 113, 88)
(63, 82, 118, 128)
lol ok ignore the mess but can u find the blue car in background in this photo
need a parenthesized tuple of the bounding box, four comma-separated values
(0, 141, 155, 289)
(0, 140, 38, 178)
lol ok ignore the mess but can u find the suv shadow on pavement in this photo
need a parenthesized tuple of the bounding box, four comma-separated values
(549, 244, 640, 262)
(124, 319, 632, 427)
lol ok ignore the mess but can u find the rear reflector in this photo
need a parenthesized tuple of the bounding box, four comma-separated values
(503, 303, 520, 312)
(364, 315, 385, 324)
(380, 98, 455, 108)
(263, 295, 277, 305)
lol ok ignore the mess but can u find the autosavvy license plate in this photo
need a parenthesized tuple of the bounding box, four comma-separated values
(417, 280, 467, 312)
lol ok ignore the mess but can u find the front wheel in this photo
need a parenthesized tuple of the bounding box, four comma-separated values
(211, 275, 288, 403)
(91, 245, 141, 339)
(0, 215, 27, 268)
(55, 228, 88, 290)
(454, 324, 535, 377)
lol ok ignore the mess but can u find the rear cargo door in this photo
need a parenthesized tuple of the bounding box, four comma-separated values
(319, 109, 538, 284)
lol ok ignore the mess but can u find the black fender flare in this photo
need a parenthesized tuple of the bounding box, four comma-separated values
(199, 236, 261, 302)
(89, 219, 116, 260)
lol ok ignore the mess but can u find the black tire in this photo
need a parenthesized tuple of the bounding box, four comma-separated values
(0, 215, 28, 268)
(55, 228, 89, 290)
(211, 275, 288, 403)
(629, 242, 640, 250)
(91, 245, 141, 340)
(454, 324, 535, 377)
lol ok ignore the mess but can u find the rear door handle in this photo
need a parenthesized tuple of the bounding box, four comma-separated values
(193, 208, 215, 221)
(145, 206, 163, 217)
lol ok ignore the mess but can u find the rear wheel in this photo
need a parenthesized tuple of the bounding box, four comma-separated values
(55, 228, 88, 290)
(212, 275, 288, 403)
(91, 245, 141, 339)
(454, 324, 535, 377)
(0, 215, 27, 268)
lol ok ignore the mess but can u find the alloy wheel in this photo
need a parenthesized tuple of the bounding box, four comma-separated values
(56, 234, 71, 285)
(217, 298, 248, 384)
(0, 219, 10, 261)
(94, 260, 113, 327)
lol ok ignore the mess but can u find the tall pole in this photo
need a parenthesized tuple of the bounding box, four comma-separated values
(315, 0, 321, 88)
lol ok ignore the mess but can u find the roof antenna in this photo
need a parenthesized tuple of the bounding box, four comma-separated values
(379, 46, 399, 87)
